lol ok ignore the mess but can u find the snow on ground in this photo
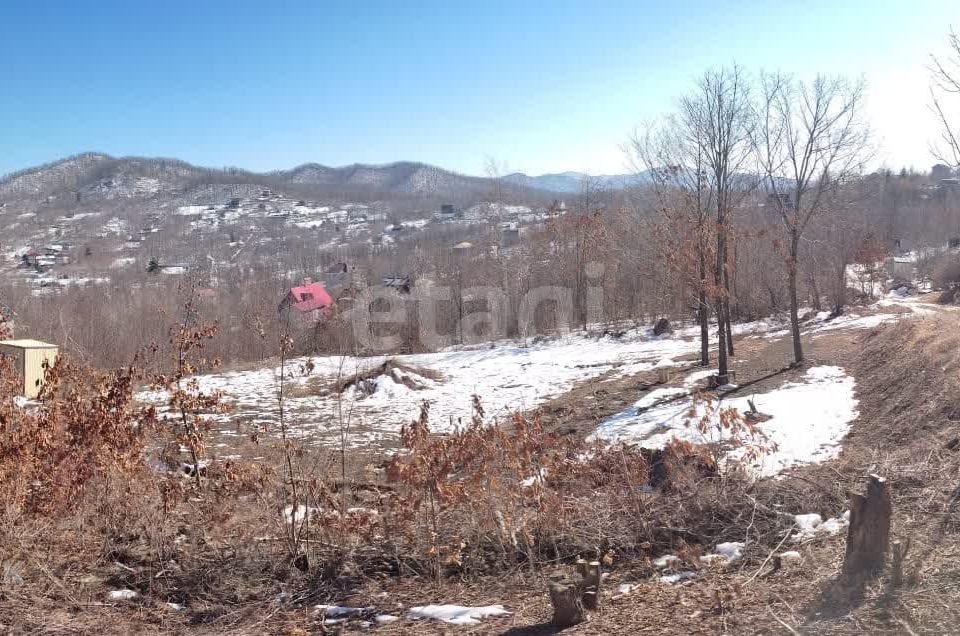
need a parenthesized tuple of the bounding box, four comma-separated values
(653, 554, 680, 569)
(810, 313, 900, 334)
(103, 217, 128, 235)
(407, 604, 510, 625)
(792, 510, 850, 541)
(139, 327, 705, 448)
(108, 589, 139, 601)
(111, 257, 137, 268)
(590, 366, 859, 476)
(139, 294, 929, 452)
(660, 571, 697, 584)
(314, 604, 373, 618)
(779, 550, 803, 565)
(701, 541, 745, 564)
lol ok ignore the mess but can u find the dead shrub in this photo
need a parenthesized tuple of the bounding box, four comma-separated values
(0, 354, 156, 516)
(932, 251, 960, 291)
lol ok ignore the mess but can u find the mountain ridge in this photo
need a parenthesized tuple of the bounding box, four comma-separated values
(0, 153, 640, 201)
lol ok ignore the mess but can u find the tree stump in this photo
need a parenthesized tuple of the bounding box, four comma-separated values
(549, 574, 585, 628)
(577, 560, 602, 610)
(891, 538, 911, 588)
(843, 474, 892, 579)
(653, 318, 672, 336)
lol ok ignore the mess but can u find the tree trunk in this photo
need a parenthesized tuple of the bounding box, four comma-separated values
(723, 242, 735, 357)
(843, 474, 892, 580)
(716, 228, 729, 384)
(724, 300, 734, 357)
(834, 255, 848, 316)
(788, 234, 803, 364)
(698, 250, 710, 366)
(808, 273, 822, 311)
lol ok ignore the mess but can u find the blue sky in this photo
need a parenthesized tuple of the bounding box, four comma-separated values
(1, 1, 956, 177)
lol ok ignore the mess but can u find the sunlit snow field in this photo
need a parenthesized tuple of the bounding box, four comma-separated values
(139, 292, 934, 472)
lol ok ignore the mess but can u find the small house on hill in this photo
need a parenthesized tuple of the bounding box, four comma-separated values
(320, 262, 352, 295)
(0, 339, 58, 398)
(279, 278, 334, 326)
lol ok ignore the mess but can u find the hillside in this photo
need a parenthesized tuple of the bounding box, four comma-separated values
(0, 154, 593, 203)
(4, 292, 958, 633)
(0, 153, 572, 313)
(503, 170, 643, 192)
(277, 161, 515, 198)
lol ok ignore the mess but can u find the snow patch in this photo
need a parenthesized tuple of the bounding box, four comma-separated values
(793, 510, 850, 541)
(108, 589, 139, 600)
(653, 554, 680, 569)
(315, 604, 373, 618)
(407, 604, 511, 625)
(659, 571, 697, 584)
(375, 614, 399, 623)
(701, 541, 745, 565)
(591, 366, 859, 476)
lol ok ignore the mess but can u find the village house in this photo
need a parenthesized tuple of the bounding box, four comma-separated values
(435, 203, 460, 222)
(885, 256, 914, 282)
(932, 163, 954, 182)
(547, 199, 568, 216)
(278, 277, 334, 326)
(382, 275, 413, 294)
(20, 244, 69, 271)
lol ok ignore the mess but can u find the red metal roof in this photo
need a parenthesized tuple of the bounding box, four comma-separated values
(287, 282, 333, 313)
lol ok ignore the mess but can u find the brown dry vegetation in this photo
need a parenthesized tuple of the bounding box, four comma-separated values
(4, 308, 960, 634)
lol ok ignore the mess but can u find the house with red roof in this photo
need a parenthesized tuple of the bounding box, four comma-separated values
(278, 277, 335, 326)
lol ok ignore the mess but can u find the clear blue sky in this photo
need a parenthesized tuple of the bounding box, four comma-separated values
(1, 1, 956, 177)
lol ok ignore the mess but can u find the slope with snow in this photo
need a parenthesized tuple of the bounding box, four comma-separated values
(590, 365, 859, 476)
(140, 327, 704, 449)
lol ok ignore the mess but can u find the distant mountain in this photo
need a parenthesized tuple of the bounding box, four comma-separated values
(0, 155, 552, 203)
(273, 161, 507, 198)
(0, 153, 225, 201)
(503, 171, 648, 193)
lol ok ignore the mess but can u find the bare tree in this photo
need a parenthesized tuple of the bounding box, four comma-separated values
(627, 120, 714, 365)
(931, 29, 960, 168)
(679, 66, 756, 383)
(755, 73, 869, 364)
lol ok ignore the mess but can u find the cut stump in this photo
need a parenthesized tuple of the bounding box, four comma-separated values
(891, 538, 911, 588)
(843, 474, 891, 579)
(549, 574, 585, 627)
(577, 559, 602, 610)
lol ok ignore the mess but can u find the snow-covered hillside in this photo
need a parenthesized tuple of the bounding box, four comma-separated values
(141, 300, 933, 464)
(141, 325, 700, 449)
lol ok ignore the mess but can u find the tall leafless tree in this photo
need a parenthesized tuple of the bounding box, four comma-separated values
(755, 73, 869, 364)
(628, 119, 714, 365)
(931, 29, 960, 168)
(680, 66, 755, 383)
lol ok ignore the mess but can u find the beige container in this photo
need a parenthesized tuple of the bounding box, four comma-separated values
(0, 339, 59, 398)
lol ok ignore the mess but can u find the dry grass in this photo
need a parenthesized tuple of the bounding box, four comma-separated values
(8, 314, 960, 633)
